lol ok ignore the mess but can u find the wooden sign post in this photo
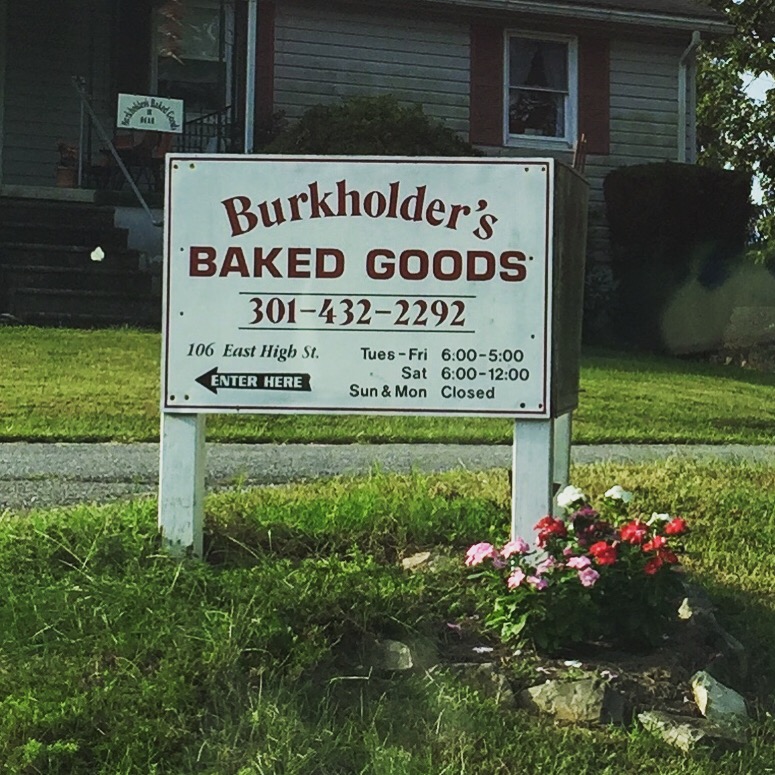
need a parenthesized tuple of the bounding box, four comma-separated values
(159, 156, 587, 555)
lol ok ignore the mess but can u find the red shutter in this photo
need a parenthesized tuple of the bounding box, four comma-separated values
(578, 37, 610, 156)
(470, 25, 504, 146)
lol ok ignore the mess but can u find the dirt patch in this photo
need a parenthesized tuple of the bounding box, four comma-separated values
(437, 613, 737, 721)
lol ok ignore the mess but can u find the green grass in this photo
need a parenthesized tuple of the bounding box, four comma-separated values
(2, 327, 775, 444)
(2, 461, 775, 773)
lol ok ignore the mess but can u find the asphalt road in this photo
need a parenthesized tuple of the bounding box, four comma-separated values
(2, 442, 775, 512)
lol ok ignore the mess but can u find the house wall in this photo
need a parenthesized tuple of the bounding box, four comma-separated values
(271, 2, 690, 265)
(0, 0, 7, 185)
(1, 0, 114, 187)
(585, 37, 686, 261)
(273, 0, 470, 133)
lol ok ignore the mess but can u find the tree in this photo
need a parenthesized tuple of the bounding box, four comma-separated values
(697, 0, 775, 261)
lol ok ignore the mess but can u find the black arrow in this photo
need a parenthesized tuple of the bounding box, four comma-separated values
(196, 367, 311, 395)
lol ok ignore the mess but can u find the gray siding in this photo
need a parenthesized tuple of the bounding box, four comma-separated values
(274, 0, 470, 132)
(2, 0, 113, 187)
(585, 38, 684, 261)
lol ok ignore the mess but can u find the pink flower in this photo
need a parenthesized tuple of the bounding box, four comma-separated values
(465, 542, 498, 567)
(502, 537, 530, 558)
(578, 567, 600, 588)
(535, 557, 557, 575)
(507, 568, 526, 589)
(527, 575, 548, 591)
(566, 555, 592, 570)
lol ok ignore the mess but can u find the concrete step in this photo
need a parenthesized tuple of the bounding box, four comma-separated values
(0, 222, 129, 249)
(0, 198, 117, 229)
(8, 287, 160, 328)
(0, 242, 141, 271)
(4, 264, 155, 295)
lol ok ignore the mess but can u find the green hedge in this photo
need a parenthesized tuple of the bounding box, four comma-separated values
(263, 94, 480, 157)
(603, 162, 753, 352)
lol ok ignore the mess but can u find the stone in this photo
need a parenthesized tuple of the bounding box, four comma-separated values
(371, 640, 414, 671)
(401, 551, 432, 571)
(519, 677, 627, 724)
(691, 671, 748, 726)
(705, 628, 748, 685)
(429, 662, 516, 707)
(638, 710, 747, 753)
(677, 591, 748, 684)
(678, 594, 714, 621)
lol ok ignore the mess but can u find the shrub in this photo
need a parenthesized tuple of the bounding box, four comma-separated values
(263, 94, 480, 157)
(603, 162, 753, 352)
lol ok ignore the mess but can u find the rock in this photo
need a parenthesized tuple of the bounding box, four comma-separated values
(638, 710, 747, 752)
(429, 662, 516, 707)
(691, 671, 748, 727)
(519, 677, 627, 724)
(401, 551, 432, 571)
(370, 640, 414, 671)
(678, 594, 714, 621)
(677, 591, 748, 685)
(705, 628, 748, 686)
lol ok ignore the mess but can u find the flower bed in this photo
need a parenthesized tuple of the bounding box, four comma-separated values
(466, 485, 689, 653)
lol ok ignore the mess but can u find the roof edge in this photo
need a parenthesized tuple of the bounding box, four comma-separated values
(420, 0, 732, 34)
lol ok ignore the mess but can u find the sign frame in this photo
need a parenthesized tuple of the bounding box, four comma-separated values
(158, 155, 588, 557)
(161, 154, 556, 419)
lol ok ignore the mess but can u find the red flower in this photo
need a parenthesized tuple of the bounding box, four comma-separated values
(589, 541, 617, 566)
(620, 520, 649, 545)
(642, 535, 667, 553)
(534, 516, 567, 546)
(644, 557, 663, 575)
(664, 518, 688, 536)
(658, 548, 678, 565)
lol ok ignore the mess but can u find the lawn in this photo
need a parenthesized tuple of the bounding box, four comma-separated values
(1, 460, 774, 773)
(2, 327, 775, 443)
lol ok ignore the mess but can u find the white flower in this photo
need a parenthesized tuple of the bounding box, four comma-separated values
(90, 246, 105, 262)
(556, 485, 586, 510)
(604, 485, 632, 503)
(647, 512, 671, 526)
(472, 646, 494, 654)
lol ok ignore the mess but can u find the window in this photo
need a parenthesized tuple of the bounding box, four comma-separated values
(152, 0, 234, 116)
(506, 33, 577, 144)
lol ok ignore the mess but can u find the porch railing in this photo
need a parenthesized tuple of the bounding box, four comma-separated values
(180, 106, 238, 154)
(71, 77, 163, 227)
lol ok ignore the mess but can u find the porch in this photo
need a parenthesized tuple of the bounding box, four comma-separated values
(0, 0, 256, 193)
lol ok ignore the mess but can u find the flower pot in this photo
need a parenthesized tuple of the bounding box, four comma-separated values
(55, 166, 77, 188)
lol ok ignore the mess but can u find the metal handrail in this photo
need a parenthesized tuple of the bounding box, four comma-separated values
(181, 105, 236, 153)
(71, 77, 163, 227)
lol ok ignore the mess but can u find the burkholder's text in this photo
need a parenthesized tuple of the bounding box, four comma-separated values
(221, 179, 499, 241)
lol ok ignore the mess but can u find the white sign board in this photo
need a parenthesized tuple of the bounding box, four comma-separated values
(162, 156, 554, 418)
(117, 93, 184, 133)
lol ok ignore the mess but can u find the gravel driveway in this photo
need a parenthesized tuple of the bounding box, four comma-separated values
(2, 442, 774, 511)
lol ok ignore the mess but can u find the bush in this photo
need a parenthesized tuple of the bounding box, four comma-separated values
(603, 162, 753, 352)
(263, 94, 480, 157)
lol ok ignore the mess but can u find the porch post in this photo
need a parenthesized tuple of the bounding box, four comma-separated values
(244, 0, 257, 152)
(0, 0, 7, 186)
